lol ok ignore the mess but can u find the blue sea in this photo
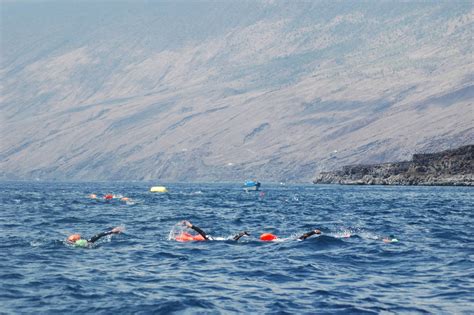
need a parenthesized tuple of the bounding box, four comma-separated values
(1, 181, 473, 314)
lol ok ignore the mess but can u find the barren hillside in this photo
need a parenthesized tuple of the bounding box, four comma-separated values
(1, 1, 472, 182)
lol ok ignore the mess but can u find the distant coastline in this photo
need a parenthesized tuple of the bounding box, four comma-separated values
(313, 145, 473, 186)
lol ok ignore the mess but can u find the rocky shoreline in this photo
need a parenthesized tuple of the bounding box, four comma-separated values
(313, 145, 473, 186)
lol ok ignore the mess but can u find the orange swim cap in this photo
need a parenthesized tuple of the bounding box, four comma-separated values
(260, 233, 277, 241)
(68, 234, 81, 242)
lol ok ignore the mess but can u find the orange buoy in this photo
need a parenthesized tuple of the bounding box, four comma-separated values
(193, 234, 205, 241)
(176, 232, 206, 242)
(260, 233, 277, 241)
(176, 232, 194, 242)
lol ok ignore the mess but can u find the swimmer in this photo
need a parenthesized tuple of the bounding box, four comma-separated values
(298, 229, 322, 240)
(104, 194, 114, 200)
(67, 226, 123, 247)
(383, 235, 398, 243)
(89, 193, 97, 199)
(260, 229, 321, 242)
(180, 220, 249, 241)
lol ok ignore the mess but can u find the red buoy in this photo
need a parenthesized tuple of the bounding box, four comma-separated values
(260, 233, 277, 241)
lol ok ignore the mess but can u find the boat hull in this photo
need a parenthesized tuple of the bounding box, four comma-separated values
(243, 181, 261, 191)
(243, 185, 259, 191)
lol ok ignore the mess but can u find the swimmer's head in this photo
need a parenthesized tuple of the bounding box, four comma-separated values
(67, 234, 81, 243)
(383, 235, 398, 243)
(260, 233, 277, 242)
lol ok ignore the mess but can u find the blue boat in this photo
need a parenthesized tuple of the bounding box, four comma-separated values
(243, 180, 261, 191)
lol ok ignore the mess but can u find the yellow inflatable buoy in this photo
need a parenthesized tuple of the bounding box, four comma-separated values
(150, 186, 168, 193)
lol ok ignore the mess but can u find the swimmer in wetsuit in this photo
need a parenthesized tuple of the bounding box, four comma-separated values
(383, 234, 398, 243)
(67, 226, 123, 247)
(298, 229, 322, 240)
(260, 229, 322, 241)
(181, 220, 249, 241)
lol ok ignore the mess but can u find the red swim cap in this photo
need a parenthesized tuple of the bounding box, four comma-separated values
(104, 194, 113, 200)
(68, 234, 81, 242)
(260, 233, 277, 241)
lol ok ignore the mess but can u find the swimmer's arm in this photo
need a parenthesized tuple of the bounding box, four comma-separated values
(190, 225, 209, 240)
(183, 221, 209, 240)
(233, 231, 250, 241)
(88, 231, 113, 243)
(298, 229, 321, 240)
(88, 227, 122, 243)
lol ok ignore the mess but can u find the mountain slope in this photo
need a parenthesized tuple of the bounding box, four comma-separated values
(1, 1, 472, 182)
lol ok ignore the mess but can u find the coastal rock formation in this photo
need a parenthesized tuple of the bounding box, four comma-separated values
(313, 145, 473, 186)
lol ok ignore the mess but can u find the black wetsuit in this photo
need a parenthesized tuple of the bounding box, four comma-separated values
(88, 230, 115, 243)
(298, 230, 320, 240)
(233, 231, 250, 241)
(190, 225, 248, 241)
(189, 225, 210, 240)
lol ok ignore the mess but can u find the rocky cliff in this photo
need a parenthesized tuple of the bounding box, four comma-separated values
(313, 145, 473, 186)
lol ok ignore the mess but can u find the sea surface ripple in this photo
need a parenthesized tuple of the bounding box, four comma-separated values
(1, 182, 473, 314)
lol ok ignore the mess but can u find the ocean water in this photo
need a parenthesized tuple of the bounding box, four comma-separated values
(1, 181, 473, 314)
